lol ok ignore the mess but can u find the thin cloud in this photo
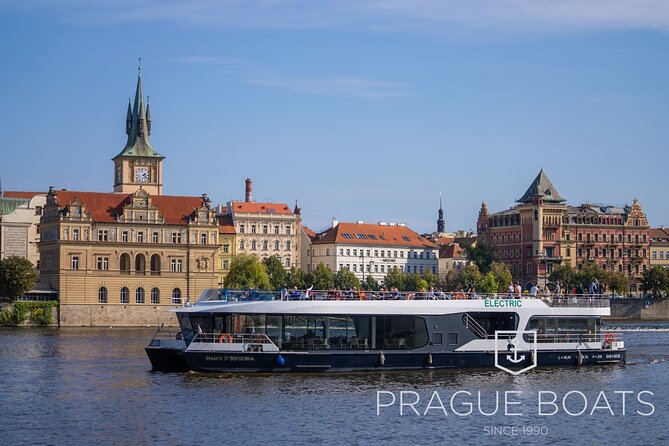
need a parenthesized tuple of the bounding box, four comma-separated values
(5, 0, 669, 33)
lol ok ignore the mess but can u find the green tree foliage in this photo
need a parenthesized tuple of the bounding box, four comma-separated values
(383, 267, 405, 290)
(224, 254, 271, 290)
(422, 269, 438, 289)
(0, 256, 38, 302)
(262, 256, 287, 290)
(362, 275, 379, 291)
(334, 268, 360, 290)
(575, 261, 607, 290)
(462, 242, 497, 274)
(460, 264, 482, 290)
(489, 261, 512, 293)
(477, 272, 499, 294)
(641, 266, 669, 297)
(605, 271, 631, 295)
(286, 267, 306, 289)
(439, 269, 461, 292)
(549, 263, 577, 289)
(311, 263, 335, 290)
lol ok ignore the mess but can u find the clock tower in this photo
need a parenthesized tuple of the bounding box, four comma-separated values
(113, 66, 165, 195)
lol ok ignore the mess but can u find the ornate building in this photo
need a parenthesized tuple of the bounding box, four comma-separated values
(649, 228, 669, 270)
(1, 192, 46, 268)
(36, 69, 221, 326)
(477, 170, 650, 291)
(226, 179, 301, 269)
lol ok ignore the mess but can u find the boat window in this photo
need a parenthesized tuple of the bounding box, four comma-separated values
(374, 316, 428, 350)
(433, 333, 443, 345)
(468, 312, 518, 335)
(189, 316, 213, 334)
(524, 317, 600, 342)
(448, 333, 458, 345)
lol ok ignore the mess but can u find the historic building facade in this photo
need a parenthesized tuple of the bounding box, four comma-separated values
(1, 192, 46, 268)
(217, 214, 236, 286)
(226, 179, 301, 269)
(477, 170, 650, 291)
(35, 70, 222, 326)
(650, 228, 669, 270)
(309, 220, 439, 284)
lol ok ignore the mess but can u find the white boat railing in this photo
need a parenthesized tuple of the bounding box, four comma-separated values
(191, 332, 276, 345)
(196, 289, 611, 308)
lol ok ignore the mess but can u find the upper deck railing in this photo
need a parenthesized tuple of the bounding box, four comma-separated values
(196, 289, 610, 308)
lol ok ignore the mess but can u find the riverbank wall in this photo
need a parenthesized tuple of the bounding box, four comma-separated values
(607, 298, 669, 321)
(58, 304, 180, 327)
(0, 302, 59, 327)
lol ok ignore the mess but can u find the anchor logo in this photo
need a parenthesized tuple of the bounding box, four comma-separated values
(494, 330, 538, 375)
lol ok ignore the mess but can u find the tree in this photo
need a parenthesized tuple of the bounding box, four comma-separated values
(439, 269, 461, 292)
(422, 269, 438, 289)
(362, 275, 379, 291)
(262, 256, 287, 290)
(0, 256, 38, 302)
(460, 264, 482, 290)
(605, 271, 631, 295)
(549, 263, 576, 290)
(334, 268, 360, 290)
(575, 261, 606, 291)
(311, 263, 334, 290)
(224, 254, 271, 290)
(489, 261, 512, 293)
(286, 267, 306, 289)
(641, 266, 669, 298)
(462, 242, 497, 274)
(477, 272, 499, 294)
(383, 267, 405, 290)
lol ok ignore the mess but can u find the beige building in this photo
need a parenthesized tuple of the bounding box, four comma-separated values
(309, 220, 439, 284)
(217, 214, 236, 285)
(650, 228, 669, 270)
(226, 179, 301, 269)
(438, 243, 468, 279)
(1, 192, 46, 268)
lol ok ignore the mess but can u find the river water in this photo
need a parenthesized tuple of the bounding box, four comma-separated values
(0, 325, 668, 446)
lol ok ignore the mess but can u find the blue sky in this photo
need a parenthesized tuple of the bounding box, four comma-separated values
(1, 1, 667, 233)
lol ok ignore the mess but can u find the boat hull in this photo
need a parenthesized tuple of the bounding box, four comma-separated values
(145, 345, 190, 372)
(182, 349, 626, 373)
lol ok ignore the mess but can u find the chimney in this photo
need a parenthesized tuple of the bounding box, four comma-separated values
(245, 178, 253, 202)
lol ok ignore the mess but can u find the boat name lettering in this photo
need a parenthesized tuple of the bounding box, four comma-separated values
(484, 299, 522, 307)
(224, 356, 254, 362)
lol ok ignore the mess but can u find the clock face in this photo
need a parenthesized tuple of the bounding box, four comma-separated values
(135, 168, 149, 183)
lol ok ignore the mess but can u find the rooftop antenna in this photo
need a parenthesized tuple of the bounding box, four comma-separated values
(138, 57, 142, 76)
(0, 170, 3, 197)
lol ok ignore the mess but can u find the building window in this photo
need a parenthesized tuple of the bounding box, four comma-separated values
(251, 240, 257, 250)
(222, 260, 229, 269)
(135, 254, 146, 273)
(151, 288, 160, 304)
(262, 240, 269, 251)
(136, 287, 145, 304)
(285, 258, 291, 267)
(223, 244, 229, 253)
(72, 229, 80, 241)
(274, 241, 280, 251)
(263, 225, 268, 234)
(122, 231, 129, 242)
(96, 256, 109, 271)
(150, 254, 161, 274)
(239, 224, 245, 234)
(251, 225, 256, 234)
(240, 240, 245, 250)
(98, 230, 109, 241)
(71, 256, 80, 270)
(172, 288, 182, 304)
(120, 287, 129, 304)
(137, 232, 144, 243)
(286, 226, 291, 235)
(98, 287, 108, 304)
(120, 253, 130, 272)
(170, 258, 183, 272)
(353, 264, 357, 272)
(274, 225, 279, 234)
(172, 232, 181, 243)
(152, 232, 159, 243)
(200, 233, 207, 244)
(286, 241, 291, 250)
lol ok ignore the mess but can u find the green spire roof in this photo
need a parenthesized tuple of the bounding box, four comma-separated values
(114, 70, 164, 160)
(517, 169, 566, 204)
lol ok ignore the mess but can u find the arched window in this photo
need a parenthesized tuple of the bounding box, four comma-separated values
(586, 233, 591, 243)
(643, 234, 647, 243)
(285, 240, 291, 251)
(135, 254, 146, 274)
(635, 234, 639, 244)
(150, 254, 161, 274)
(274, 240, 280, 251)
(240, 240, 245, 250)
(577, 233, 582, 242)
(172, 288, 182, 305)
(120, 287, 129, 304)
(262, 240, 268, 251)
(120, 253, 130, 273)
(594, 233, 599, 242)
(151, 287, 160, 304)
(98, 287, 108, 304)
(602, 233, 607, 242)
(251, 240, 257, 250)
(136, 287, 145, 304)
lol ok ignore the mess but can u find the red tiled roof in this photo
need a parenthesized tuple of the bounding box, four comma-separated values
(649, 228, 669, 241)
(230, 201, 293, 215)
(52, 190, 206, 225)
(434, 236, 455, 246)
(218, 214, 236, 234)
(439, 243, 465, 259)
(302, 226, 316, 239)
(312, 222, 438, 249)
(4, 191, 45, 199)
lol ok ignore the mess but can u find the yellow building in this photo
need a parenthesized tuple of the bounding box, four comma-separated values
(217, 214, 236, 286)
(650, 228, 669, 270)
(36, 69, 221, 326)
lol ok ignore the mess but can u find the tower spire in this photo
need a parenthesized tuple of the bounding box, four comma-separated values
(437, 192, 445, 233)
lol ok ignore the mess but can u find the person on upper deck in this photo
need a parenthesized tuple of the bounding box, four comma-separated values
(530, 284, 539, 297)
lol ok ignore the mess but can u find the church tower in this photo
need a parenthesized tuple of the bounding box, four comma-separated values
(113, 64, 165, 195)
(437, 195, 445, 233)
